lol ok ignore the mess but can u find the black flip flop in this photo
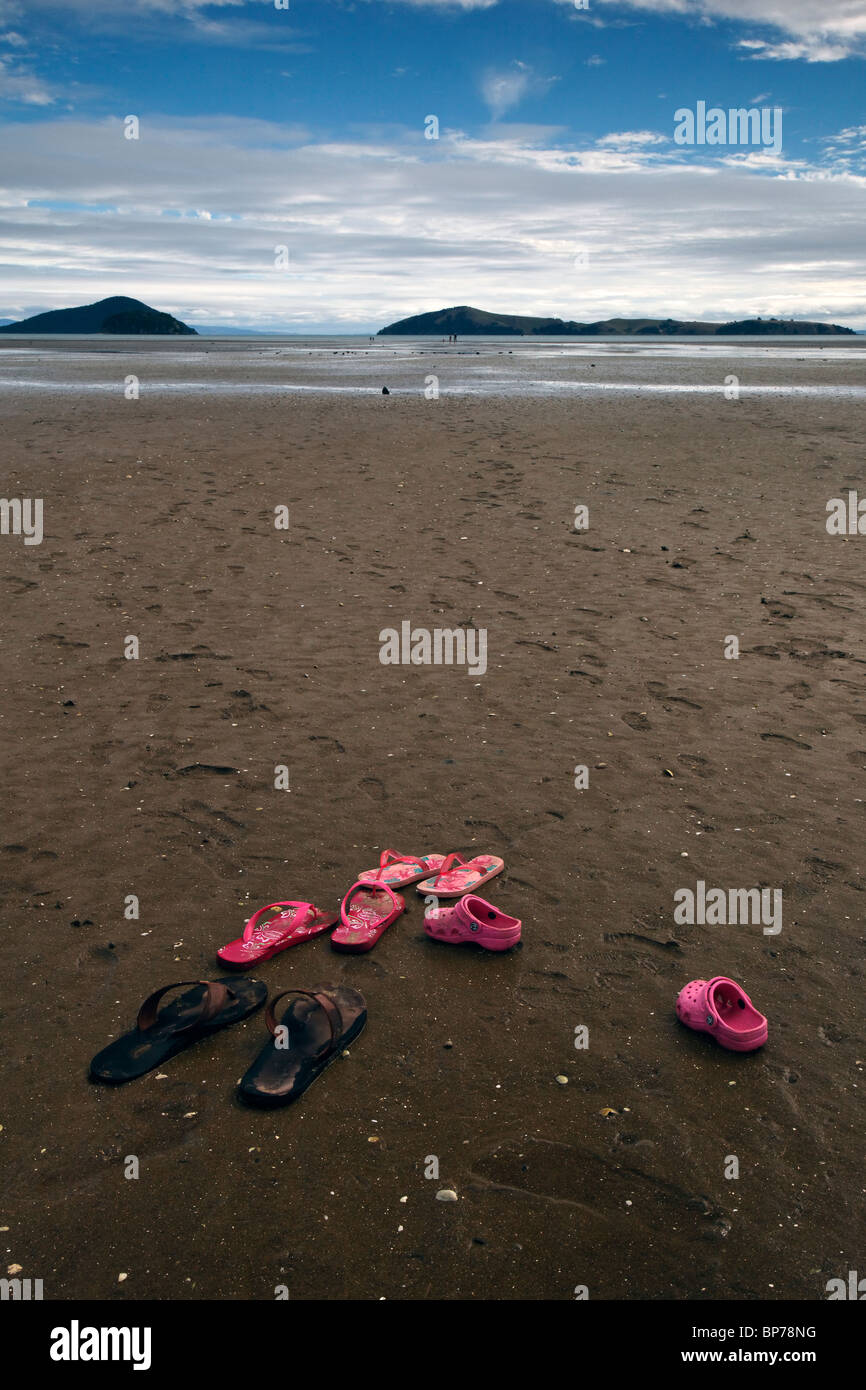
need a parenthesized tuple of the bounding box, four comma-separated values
(90, 977, 267, 1083)
(238, 984, 367, 1107)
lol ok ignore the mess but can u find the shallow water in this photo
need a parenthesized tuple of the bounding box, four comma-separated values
(1, 333, 864, 398)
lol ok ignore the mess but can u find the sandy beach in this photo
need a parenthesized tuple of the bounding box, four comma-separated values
(1, 339, 864, 1300)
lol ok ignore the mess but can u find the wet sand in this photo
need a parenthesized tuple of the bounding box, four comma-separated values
(1, 343, 864, 1299)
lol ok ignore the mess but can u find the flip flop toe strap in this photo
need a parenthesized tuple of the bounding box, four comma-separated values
(265, 989, 342, 1060)
(379, 848, 426, 872)
(242, 901, 314, 943)
(430, 852, 467, 886)
(341, 878, 401, 927)
(137, 980, 233, 1034)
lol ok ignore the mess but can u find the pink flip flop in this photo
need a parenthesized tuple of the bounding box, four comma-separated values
(415, 852, 505, 898)
(330, 879, 405, 953)
(358, 848, 446, 889)
(676, 976, 768, 1052)
(424, 894, 521, 951)
(217, 900, 338, 968)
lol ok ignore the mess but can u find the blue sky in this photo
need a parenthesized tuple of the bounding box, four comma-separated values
(1, 0, 865, 329)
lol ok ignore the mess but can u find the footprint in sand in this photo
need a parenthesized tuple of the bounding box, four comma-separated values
(464, 817, 508, 840)
(622, 711, 652, 732)
(603, 931, 682, 955)
(309, 734, 347, 753)
(168, 763, 239, 778)
(359, 776, 386, 802)
(806, 855, 843, 883)
(677, 753, 710, 776)
(2, 575, 37, 595)
(568, 668, 603, 685)
(760, 733, 812, 749)
(38, 633, 89, 649)
(760, 598, 796, 620)
(159, 807, 237, 849)
(645, 682, 702, 710)
(469, 1139, 725, 1235)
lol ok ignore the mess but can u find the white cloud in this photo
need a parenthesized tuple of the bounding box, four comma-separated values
(597, 129, 667, 147)
(480, 64, 536, 119)
(0, 115, 863, 329)
(367, 0, 499, 7)
(6, 0, 866, 62)
(480, 63, 552, 118)
(827, 125, 866, 145)
(737, 36, 853, 63)
(587, 1, 866, 60)
(0, 53, 55, 103)
(0, 0, 308, 51)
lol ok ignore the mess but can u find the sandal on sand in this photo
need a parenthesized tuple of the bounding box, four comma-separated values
(424, 893, 521, 951)
(330, 879, 405, 953)
(217, 900, 338, 967)
(238, 985, 366, 1107)
(416, 852, 505, 898)
(676, 976, 768, 1052)
(90, 977, 267, 1083)
(358, 848, 446, 889)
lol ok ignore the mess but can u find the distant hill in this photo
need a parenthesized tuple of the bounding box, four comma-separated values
(378, 305, 855, 337)
(0, 296, 197, 335)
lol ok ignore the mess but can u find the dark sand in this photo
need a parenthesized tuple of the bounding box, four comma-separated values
(1, 347, 864, 1300)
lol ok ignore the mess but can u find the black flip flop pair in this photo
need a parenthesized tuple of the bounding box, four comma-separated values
(89, 977, 366, 1107)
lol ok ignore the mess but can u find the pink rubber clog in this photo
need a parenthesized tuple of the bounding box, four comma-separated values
(424, 894, 521, 952)
(676, 976, 768, 1052)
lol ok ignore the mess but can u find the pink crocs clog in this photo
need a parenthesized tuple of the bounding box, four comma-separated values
(676, 976, 768, 1052)
(424, 894, 521, 952)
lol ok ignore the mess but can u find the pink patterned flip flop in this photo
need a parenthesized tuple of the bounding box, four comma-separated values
(676, 976, 768, 1052)
(415, 852, 505, 898)
(424, 894, 521, 951)
(330, 879, 405, 953)
(217, 900, 338, 968)
(358, 848, 446, 889)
